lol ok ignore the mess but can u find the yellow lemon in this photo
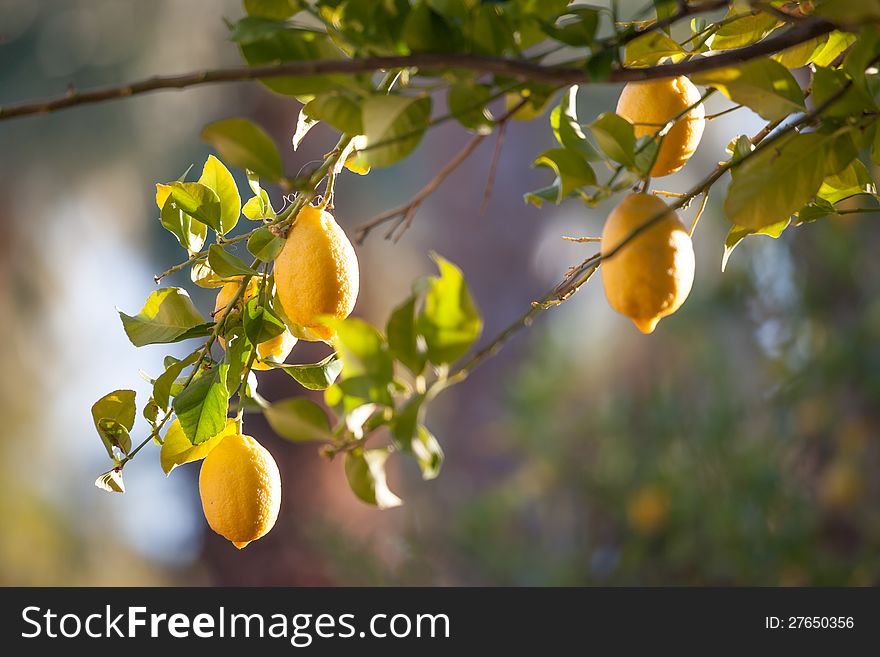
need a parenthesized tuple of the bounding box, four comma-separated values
(627, 485, 670, 536)
(601, 193, 695, 334)
(274, 204, 359, 340)
(214, 278, 297, 370)
(616, 75, 705, 177)
(199, 433, 282, 549)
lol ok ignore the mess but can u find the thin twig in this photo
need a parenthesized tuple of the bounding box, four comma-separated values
(0, 19, 835, 123)
(354, 134, 487, 244)
(356, 97, 529, 244)
(480, 119, 509, 218)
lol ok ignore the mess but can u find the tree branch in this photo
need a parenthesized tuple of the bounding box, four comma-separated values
(0, 18, 835, 122)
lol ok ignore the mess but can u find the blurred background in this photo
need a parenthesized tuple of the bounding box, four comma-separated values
(1, 0, 879, 586)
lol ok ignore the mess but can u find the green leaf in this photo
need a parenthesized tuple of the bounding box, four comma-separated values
(412, 425, 443, 480)
(796, 198, 836, 224)
(589, 112, 636, 166)
(303, 93, 364, 135)
(818, 159, 877, 204)
(243, 193, 276, 221)
(532, 148, 596, 202)
(709, 10, 779, 51)
(811, 31, 858, 67)
(344, 448, 402, 509)
(247, 226, 286, 262)
(523, 183, 566, 208)
(387, 295, 426, 375)
(465, 4, 516, 55)
(625, 31, 684, 67)
(244, 0, 299, 20)
(91, 389, 136, 457)
(221, 327, 254, 392)
(244, 296, 287, 345)
(813, 67, 876, 120)
(292, 107, 318, 151)
(119, 288, 211, 347)
(201, 118, 283, 183)
(264, 397, 332, 442)
(391, 394, 424, 449)
(843, 27, 880, 94)
(550, 86, 599, 160)
(691, 59, 805, 122)
(361, 95, 432, 168)
(95, 469, 125, 494)
(153, 351, 200, 411)
(448, 82, 494, 135)
(166, 182, 222, 232)
(190, 259, 227, 289)
(160, 418, 234, 475)
(417, 253, 482, 365)
(207, 244, 259, 278)
(725, 132, 830, 230)
(274, 353, 343, 390)
(171, 364, 229, 445)
(158, 187, 207, 253)
(403, 0, 458, 53)
(721, 219, 790, 272)
(198, 155, 241, 235)
(543, 8, 599, 47)
(585, 48, 616, 82)
(773, 35, 829, 69)
(235, 19, 345, 96)
(330, 318, 394, 383)
(814, 0, 880, 25)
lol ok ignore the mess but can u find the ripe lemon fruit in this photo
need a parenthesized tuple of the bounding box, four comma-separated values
(274, 204, 359, 340)
(600, 193, 695, 334)
(199, 433, 282, 549)
(616, 75, 705, 177)
(214, 278, 297, 370)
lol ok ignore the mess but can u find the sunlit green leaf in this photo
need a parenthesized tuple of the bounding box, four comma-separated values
(589, 113, 636, 166)
(273, 353, 343, 390)
(95, 469, 125, 493)
(345, 448, 402, 509)
(159, 188, 207, 253)
(154, 351, 200, 411)
(550, 86, 599, 160)
(91, 389, 136, 457)
(417, 253, 482, 365)
(818, 159, 877, 204)
(721, 219, 790, 272)
(198, 155, 241, 235)
(725, 132, 829, 229)
(119, 288, 211, 347)
(625, 31, 685, 66)
(207, 245, 259, 279)
(247, 226, 286, 262)
(244, 296, 287, 345)
(709, 10, 779, 50)
(201, 118, 283, 183)
(160, 418, 235, 475)
(171, 363, 229, 445)
(532, 148, 596, 202)
(361, 95, 432, 168)
(691, 58, 804, 121)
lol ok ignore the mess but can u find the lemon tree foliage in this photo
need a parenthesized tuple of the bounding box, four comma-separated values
(77, 0, 880, 548)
